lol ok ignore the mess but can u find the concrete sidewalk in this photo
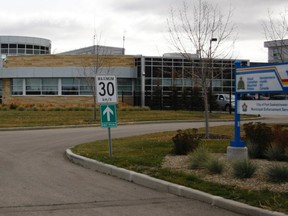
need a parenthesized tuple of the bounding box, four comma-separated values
(66, 149, 287, 216)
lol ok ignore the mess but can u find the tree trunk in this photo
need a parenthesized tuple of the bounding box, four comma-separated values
(93, 95, 97, 121)
(203, 87, 209, 138)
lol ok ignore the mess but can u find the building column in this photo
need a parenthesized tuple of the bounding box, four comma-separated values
(141, 56, 145, 107)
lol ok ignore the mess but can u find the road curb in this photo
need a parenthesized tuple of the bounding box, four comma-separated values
(66, 149, 287, 216)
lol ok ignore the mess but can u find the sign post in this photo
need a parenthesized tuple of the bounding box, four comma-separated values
(229, 61, 288, 160)
(96, 75, 118, 157)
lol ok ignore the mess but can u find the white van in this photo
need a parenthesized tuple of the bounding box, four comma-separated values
(214, 94, 235, 112)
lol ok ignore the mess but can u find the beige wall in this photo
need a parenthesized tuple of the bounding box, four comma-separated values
(4, 55, 135, 68)
(2, 79, 11, 102)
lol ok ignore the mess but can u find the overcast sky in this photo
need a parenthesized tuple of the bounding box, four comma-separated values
(0, 0, 287, 62)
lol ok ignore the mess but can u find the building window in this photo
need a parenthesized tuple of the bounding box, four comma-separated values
(42, 78, 58, 95)
(173, 78, 183, 86)
(1, 44, 8, 54)
(162, 78, 172, 86)
(12, 78, 23, 95)
(11, 78, 94, 96)
(62, 78, 79, 95)
(79, 79, 92, 95)
(61, 78, 92, 95)
(26, 45, 33, 54)
(184, 79, 193, 87)
(26, 78, 42, 95)
(25, 78, 58, 95)
(118, 78, 133, 95)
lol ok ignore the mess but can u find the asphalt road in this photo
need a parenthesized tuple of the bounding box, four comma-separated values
(0, 119, 277, 216)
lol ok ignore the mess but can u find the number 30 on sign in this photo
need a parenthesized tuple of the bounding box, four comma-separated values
(96, 75, 118, 104)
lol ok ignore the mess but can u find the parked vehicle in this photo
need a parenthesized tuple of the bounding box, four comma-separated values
(214, 93, 235, 112)
(269, 94, 288, 100)
(240, 94, 256, 100)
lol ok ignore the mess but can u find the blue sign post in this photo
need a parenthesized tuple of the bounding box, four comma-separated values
(228, 61, 247, 160)
(230, 61, 246, 148)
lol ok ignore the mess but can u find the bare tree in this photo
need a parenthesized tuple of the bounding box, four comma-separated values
(79, 35, 112, 121)
(167, 0, 236, 138)
(262, 8, 288, 63)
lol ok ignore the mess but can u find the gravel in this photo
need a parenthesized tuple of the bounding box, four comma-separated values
(162, 154, 288, 193)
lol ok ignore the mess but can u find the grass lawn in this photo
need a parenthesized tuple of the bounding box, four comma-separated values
(0, 109, 241, 128)
(71, 125, 288, 214)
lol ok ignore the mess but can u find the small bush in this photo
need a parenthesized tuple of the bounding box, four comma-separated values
(272, 125, 288, 151)
(48, 107, 64, 111)
(32, 107, 39, 111)
(72, 107, 80, 111)
(265, 144, 287, 161)
(243, 122, 272, 159)
(80, 107, 92, 111)
(121, 106, 150, 111)
(16, 106, 25, 111)
(172, 129, 200, 155)
(266, 165, 288, 183)
(232, 159, 257, 179)
(189, 145, 211, 169)
(0, 106, 9, 111)
(206, 158, 224, 174)
(246, 140, 261, 159)
(9, 103, 18, 110)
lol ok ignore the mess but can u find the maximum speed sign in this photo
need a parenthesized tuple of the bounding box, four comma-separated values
(96, 75, 118, 104)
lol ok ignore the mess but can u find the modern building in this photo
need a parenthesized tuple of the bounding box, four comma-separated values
(264, 39, 288, 63)
(0, 35, 250, 108)
(0, 36, 51, 58)
(59, 45, 125, 55)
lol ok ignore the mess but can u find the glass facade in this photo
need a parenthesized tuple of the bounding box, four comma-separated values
(135, 56, 249, 108)
(11, 78, 134, 96)
(0, 43, 50, 56)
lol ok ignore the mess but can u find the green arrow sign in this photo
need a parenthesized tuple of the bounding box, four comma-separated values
(100, 104, 117, 128)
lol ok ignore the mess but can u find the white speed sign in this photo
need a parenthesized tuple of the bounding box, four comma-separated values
(96, 75, 118, 104)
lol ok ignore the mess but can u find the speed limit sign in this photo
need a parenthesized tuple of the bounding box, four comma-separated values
(96, 75, 118, 104)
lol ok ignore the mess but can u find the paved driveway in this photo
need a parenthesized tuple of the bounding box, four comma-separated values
(0, 122, 249, 216)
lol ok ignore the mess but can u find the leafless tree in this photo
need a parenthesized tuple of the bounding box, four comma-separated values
(79, 34, 112, 121)
(262, 8, 288, 63)
(167, 0, 236, 138)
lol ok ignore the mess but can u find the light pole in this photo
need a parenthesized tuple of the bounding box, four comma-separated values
(209, 38, 217, 112)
